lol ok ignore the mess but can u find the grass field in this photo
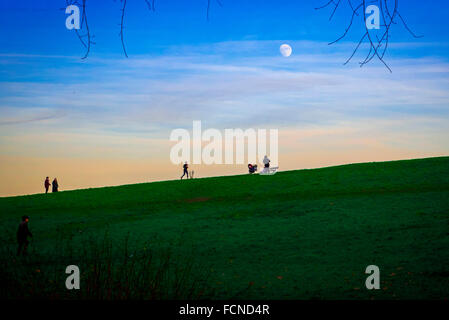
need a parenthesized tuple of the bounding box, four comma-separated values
(1, 156, 448, 299)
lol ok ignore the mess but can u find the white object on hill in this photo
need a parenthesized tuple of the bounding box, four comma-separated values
(260, 166, 279, 175)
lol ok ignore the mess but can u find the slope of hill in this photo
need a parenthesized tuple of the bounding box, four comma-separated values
(1, 156, 448, 299)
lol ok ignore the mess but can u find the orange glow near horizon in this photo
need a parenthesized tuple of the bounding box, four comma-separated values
(1, 124, 446, 197)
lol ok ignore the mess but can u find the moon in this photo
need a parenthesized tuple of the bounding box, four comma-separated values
(280, 44, 292, 57)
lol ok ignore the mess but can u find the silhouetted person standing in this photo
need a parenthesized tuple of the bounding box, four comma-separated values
(52, 178, 59, 192)
(17, 215, 32, 256)
(44, 177, 50, 193)
(181, 162, 189, 180)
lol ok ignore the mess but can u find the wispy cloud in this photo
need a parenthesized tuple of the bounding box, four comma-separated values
(2, 40, 449, 131)
(0, 41, 448, 152)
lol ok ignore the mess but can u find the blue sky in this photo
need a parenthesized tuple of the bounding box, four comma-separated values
(1, 0, 448, 57)
(0, 1, 448, 195)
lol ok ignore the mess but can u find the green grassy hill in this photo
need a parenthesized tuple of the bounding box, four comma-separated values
(1, 157, 449, 299)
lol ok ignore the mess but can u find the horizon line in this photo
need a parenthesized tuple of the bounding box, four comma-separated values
(1, 155, 447, 199)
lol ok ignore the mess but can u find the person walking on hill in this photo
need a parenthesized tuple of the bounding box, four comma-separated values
(181, 162, 189, 180)
(17, 215, 32, 256)
(52, 178, 59, 192)
(44, 177, 50, 193)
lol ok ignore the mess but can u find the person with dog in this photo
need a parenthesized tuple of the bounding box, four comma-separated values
(181, 162, 189, 179)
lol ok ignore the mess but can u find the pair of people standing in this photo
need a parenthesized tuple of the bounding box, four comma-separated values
(44, 177, 59, 193)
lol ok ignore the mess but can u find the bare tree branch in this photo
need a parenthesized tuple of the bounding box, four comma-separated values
(315, 0, 337, 10)
(397, 12, 423, 38)
(64, 0, 94, 59)
(359, 0, 393, 72)
(328, 2, 363, 45)
(120, 0, 128, 58)
(316, 0, 422, 72)
(144, 0, 155, 12)
(329, 0, 341, 21)
(66, 0, 417, 66)
(207, 0, 223, 21)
